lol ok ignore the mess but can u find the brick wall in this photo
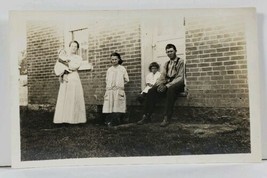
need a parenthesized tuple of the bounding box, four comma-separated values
(81, 20, 141, 105)
(26, 21, 64, 104)
(182, 16, 249, 108)
(26, 20, 141, 106)
(26, 16, 248, 109)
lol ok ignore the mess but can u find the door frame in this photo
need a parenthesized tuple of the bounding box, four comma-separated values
(140, 17, 186, 90)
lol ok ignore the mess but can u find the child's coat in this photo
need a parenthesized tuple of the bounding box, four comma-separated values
(102, 65, 129, 113)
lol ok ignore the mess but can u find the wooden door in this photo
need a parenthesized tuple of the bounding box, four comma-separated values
(151, 17, 185, 73)
(141, 17, 186, 89)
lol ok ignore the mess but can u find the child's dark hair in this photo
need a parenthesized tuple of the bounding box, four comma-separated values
(110, 52, 123, 65)
(149, 62, 160, 72)
(69, 40, 80, 49)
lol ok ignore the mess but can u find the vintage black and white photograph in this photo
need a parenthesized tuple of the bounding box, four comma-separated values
(10, 9, 261, 167)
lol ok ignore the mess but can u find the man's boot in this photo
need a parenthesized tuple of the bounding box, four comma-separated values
(137, 114, 150, 125)
(160, 116, 169, 127)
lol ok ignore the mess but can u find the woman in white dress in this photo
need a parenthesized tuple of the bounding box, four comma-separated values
(53, 41, 86, 124)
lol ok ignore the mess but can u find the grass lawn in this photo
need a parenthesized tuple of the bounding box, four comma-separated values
(20, 108, 250, 161)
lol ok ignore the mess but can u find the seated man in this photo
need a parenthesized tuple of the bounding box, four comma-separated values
(137, 44, 185, 127)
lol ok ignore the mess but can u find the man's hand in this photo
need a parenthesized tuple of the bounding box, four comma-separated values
(157, 84, 167, 93)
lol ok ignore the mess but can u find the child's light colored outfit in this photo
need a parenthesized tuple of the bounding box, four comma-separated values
(102, 65, 129, 113)
(54, 51, 70, 82)
(54, 61, 70, 76)
(141, 71, 161, 94)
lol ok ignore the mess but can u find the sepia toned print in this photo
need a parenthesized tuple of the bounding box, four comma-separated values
(11, 9, 261, 168)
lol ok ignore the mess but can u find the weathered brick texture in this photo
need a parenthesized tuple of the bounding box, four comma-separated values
(83, 20, 141, 105)
(27, 21, 64, 104)
(26, 20, 141, 106)
(26, 16, 248, 109)
(183, 16, 248, 107)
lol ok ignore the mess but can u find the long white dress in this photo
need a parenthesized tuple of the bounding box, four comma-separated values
(53, 55, 86, 124)
(102, 65, 129, 113)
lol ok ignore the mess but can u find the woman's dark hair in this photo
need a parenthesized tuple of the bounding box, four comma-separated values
(110, 52, 123, 65)
(165, 44, 177, 51)
(69, 40, 80, 49)
(149, 62, 160, 72)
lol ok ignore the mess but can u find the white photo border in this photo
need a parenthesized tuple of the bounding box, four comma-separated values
(10, 8, 261, 168)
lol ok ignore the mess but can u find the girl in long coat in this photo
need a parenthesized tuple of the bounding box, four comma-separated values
(102, 52, 129, 126)
(53, 41, 86, 124)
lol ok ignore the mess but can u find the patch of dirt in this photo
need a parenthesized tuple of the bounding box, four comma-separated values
(179, 123, 238, 138)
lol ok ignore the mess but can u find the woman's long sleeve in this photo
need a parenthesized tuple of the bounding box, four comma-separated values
(69, 56, 82, 71)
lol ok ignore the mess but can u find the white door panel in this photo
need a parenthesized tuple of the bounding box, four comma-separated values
(141, 17, 186, 88)
(151, 22, 185, 74)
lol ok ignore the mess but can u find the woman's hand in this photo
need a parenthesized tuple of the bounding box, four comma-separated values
(58, 59, 69, 67)
(58, 58, 65, 63)
(58, 58, 70, 63)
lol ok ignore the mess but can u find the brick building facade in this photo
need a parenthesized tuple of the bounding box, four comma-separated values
(183, 16, 248, 108)
(26, 20, 142, 107)
(25, 15, 249, 113)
